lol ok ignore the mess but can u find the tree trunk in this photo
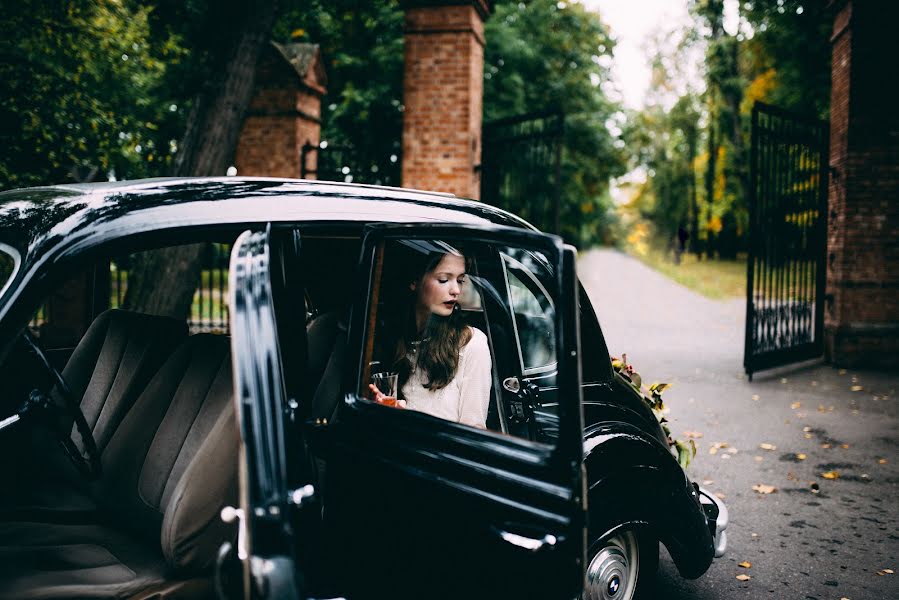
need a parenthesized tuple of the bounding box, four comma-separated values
(124, 0, 277, 319)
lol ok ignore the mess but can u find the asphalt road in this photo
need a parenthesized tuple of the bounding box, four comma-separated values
(578, 248, 899, 600)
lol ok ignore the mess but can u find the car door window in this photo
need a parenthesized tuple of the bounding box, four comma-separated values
(361, 238, 500, 433)
(503, 252, 557, 374)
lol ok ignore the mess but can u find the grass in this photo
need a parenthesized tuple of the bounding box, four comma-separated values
(625, 245, 747, 300)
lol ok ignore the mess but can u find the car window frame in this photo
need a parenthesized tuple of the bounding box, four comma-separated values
(345, 222, 584, 464)
(501, 251, 559, 377)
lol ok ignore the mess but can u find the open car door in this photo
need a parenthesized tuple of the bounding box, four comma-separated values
(227, 227, 312, 600)
(324, 223, 586, 599)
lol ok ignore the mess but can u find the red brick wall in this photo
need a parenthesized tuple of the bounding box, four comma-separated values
(235, 47, 323, 178)
(825, 0, 899, 367)
(401, 4, 486, 199)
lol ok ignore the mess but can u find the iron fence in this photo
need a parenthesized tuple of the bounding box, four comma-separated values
(301, 142, 401, 186)
(31, 243, 231, 335)
(744, 102, 828, 379)
(480, 110, 564, 235)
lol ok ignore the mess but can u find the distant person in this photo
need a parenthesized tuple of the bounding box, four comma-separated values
(369, 243, 492, 428)
(675, 224, 689, 265)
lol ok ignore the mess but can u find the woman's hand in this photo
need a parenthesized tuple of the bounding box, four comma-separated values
(368, 383, 405, 408)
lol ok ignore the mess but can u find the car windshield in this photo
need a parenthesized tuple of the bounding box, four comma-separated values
(0, 243, 18, 296)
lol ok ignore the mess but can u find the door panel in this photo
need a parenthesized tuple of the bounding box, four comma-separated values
(325, 224, 585, 599)
(229, 226, 303, 599)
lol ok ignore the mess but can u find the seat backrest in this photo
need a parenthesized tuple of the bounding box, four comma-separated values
(57, 309, 187, 453)
(306, 311, 348, 422)
(94, 334, 238, 572)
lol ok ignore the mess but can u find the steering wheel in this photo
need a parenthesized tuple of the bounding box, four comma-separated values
(22, 330, 102, 480)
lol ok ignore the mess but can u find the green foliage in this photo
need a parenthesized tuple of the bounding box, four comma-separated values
(0, 0, 185, 189)
(274, 0, 405, 184)
(484, 0, 627, 247)
(627, 0, 831, 259)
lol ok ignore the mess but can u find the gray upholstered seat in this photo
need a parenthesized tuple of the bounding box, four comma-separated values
(0, 334, 239, 599)
(5, 309, 187, 516)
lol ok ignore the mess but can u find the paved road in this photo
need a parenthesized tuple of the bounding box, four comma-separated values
(578, 248, 899, 600)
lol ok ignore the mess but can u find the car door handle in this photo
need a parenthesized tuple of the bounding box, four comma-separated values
(494, 527, 558, 552)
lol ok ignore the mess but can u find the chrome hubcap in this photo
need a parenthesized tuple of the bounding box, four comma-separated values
(584, 531, 639, 600)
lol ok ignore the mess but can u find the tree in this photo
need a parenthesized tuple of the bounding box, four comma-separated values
(484, 0, 627, 246)
(0, 1, 182, 189)
(124, 0, 279, 318)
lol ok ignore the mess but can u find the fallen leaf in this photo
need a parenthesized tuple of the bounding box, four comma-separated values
(841, 443, 850, 449)
(840, 597, 850, 600)
(751, 394, 760, 401)
(883, 568, 894, 574)
(818, 405, 826, 413)
(791, 401, 801, 409)
(721, 454, 731, 460)
(851, 385, 864, 392)
(838, 369, 846, 375)
(821, 471, 840, 480)
(754, 456, 764, 462)
(804, 434, 813, 439)
(684, 430, 703, 439)
(709, 446, 718, 455)
(821, 443, 832, 449)
(752, 484, 777, 494)
(759, 443, 776, 451)
(738, 561, 752, 568)
(803, 426, 812, 432)
(750, 532, 758, 538)
(714, 492, 726, 500)
(727, 447, 738, 454)
(736, 574, 751, 581)
(780, 378, 788, 384)
(879, 458, 888, 465)
(703, 479, 714, 485)
(797, 453, 807, 460)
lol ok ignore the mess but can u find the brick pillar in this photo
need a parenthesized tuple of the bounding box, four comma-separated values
(825, 0, 899, 368)
(235, 42, 326, 178)
(401, 1, 490, 199)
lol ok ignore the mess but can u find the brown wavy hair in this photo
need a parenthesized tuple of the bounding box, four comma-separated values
(386, 248, 473, 394)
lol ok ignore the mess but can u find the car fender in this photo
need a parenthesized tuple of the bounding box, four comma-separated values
(583, 421, 715, 579)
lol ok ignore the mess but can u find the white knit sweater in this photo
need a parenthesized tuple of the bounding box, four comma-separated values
(402, 327, 492, 428)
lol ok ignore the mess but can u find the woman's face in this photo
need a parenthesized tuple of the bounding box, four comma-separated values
(413, 253, 466, 318)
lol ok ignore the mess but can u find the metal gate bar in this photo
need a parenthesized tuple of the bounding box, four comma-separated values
(744, 102, 828, 379)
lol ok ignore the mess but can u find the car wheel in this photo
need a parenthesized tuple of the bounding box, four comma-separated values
(583, 529, 658, 600)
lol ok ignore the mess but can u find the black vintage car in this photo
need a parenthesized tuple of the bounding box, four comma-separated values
(0, 178, 726, 600)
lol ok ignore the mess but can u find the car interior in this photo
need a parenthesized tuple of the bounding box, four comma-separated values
(0, 225, 542, 598)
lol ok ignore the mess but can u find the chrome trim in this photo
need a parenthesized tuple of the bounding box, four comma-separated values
(496, 529, 557, 552)
(698, 486, 728, 558)
(0, 414, 20, 431)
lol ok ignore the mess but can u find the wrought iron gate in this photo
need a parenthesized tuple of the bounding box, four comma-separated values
(480, 111, 563, 234)
(744, 102, 828, 379)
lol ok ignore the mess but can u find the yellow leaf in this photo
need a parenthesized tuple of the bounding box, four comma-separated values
(879, 458, 888, 465)
(684, 431, 703, 439)
(850, 385, 863, 392)
(751, 394, 760, 401)
(821, 471, 840, 480)
(738, 561, 752, 568)
(841, 444, 850, 449)
(759, 443, 776, 451)
(291, 28, 306, 38)
(821, 443, 832, 449)
(736, 574, 751, 581)
(797, 453, 807, 460)
(752, 484, 776, 494)
(790, 401, 801, 409)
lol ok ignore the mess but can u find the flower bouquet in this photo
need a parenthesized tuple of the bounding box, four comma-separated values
(611, 354, 697, 469)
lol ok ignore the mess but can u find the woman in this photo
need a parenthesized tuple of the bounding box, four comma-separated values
(369, 244, 492, 428)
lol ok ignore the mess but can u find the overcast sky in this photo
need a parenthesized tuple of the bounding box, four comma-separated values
(582, 0, 740, 109)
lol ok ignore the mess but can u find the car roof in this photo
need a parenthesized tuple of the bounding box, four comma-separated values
(0, 176, 533, 259)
